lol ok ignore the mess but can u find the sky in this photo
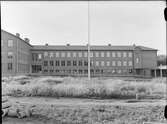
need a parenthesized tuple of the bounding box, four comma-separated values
(1, 1, 166, 55)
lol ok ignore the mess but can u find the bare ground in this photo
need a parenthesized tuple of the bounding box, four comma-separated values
(2, 97, 167, 124)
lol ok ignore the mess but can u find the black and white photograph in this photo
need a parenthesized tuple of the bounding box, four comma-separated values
(1, 0, 167, 124)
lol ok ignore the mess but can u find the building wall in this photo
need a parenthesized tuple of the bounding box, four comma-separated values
(1, 30, 32, 76)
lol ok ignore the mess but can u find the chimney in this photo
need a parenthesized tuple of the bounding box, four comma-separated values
(108, 44, 111, 46)
(16, 33, 20, 37)
(24, 38, 30, 43)
(66, 44, 70, 46)
(45, 43, 49, 46)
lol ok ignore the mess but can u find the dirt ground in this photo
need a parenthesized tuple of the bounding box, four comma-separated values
(2, 97, 167, 124)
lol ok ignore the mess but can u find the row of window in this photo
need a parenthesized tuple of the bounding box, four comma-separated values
(43, 60, 133, 67)
(32, 51, 132, 60)
(1, 40, 14, 47)
(43, 69, 133, 74)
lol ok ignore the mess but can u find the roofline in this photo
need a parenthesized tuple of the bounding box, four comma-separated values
(1, 29, 33, 47)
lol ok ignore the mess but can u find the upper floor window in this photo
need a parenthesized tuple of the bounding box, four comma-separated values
(67, 61, 71, 66)
(50, 52, 54, 58)
(8, 40, 13, 47)
(90, 52, 93, 57)
(123, 52, 127, 57)
(128, 52, 132, 57)
(61, 60, 65, 66)
(95, 61, 99, 66)
(136, 58, 139, 63)
(117, 61, 122, 66)
(106, 61, 110, 66)
(8, 52, 13, 59)
(84, 61, 88, 66)
(112, 52, 116, 57)
(112, 61, 116, 66)
(55, 61, 60, 66)
(67, 52, 71, 57)
(38, 54, 42, 60)
(55, 52, 59, 57)
(78, 61, 83, 66)
(106, 52, 110, 57)
(84, 52, 87, 57)
(128, 61, 132, 66)
(44, 61, 48, 66)
(117, 52, 121, 57)
(61, 52, 65, 57)
(44, 52, 48, 57)
(123, 61, 127, 66)
(73, 60, 77, 66)
(78, 52, 82, 57)
(95, 52, 99, 57)
(101, 61, 105, 66)
(73, 52, 76, 57)
(50, 61, 54, 66)
(101, 52, 104, 57)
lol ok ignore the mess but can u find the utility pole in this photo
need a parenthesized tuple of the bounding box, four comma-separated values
(88, 1, 90, 80)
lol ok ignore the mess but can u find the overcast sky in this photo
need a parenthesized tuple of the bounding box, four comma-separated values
(1, 1, 166, 55)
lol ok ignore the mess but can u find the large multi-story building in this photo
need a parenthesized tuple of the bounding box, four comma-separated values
(1, 29, 158, 77)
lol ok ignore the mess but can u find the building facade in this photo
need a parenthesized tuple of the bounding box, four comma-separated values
(1, 30, 158, 77)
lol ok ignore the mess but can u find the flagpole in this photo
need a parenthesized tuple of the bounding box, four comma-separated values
(88, 1, 90, 80)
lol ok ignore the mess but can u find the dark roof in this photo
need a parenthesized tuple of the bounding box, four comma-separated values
(31, 45, 158, 51)
(1, 29, 32, 47)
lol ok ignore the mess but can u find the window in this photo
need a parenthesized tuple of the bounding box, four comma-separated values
(79, 70, 83, 74)
(96, 69, 100, 73)
(101, 61, 105, 66)
(123, 52, 127, 57)
(61, 52, 65, 57)
(50, 70, 54, 73)
(55, 52, 59, 57)
(128, 52, 132, 57)
(38, 54, 42, 60)
(44, 61, 48, 66)
(50, 61, 54, 66)
(95, 52, 99, 57)
(117, 69, 122, 74)
(55, 70, 59, 73)
(55, 61, 60, 66)
(117, 61, 122, 66)
(95, 61, 99, 66)
(8, 40, 13, 47)
(61, 61, 65, 66)
(106, 52, 110, 57)
(136, 58, 139, 63)
(67, 61, 71, 66)
(84, 70, 88, 74)
(123, 61, 127, 66)
(112, 61, 116, 66)
(112, 69, 116, 73)
(84, 52, 88, 57)
(101, 52, 104, 57)
(78, 61, 82, 66)
(84, 61, 88, 66)
(44, 52, 48, 57)
(44, 70, 48, 73)
(50, 52, 54, 58)
(73, 52, 76, 57)
(67, 52, 71, 57)
(106, 61, 110, 66)
(128, 61, 132, 66)
(73, 61, 77, 66)
(8, 52, 13, 59)
(8, 63, 12, 70)
(90, 52, 93, 57)
(90, 61, 93, 66)
(78, 52, 82, 57)
(112, 52, 116, 57)
(117, 52, 121, 57)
